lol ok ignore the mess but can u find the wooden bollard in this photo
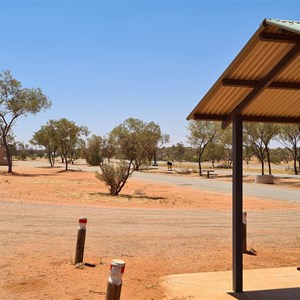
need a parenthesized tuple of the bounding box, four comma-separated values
(74, 217, 87, 265)
(243, 212, 247, 253)
(106, 259, 126, 300)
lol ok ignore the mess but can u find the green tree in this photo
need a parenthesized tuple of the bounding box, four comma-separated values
(277, 124, 300, 175)
(84, 135, 115, 166)
(217, 125, 232, 166)
(169, 142, 186, 162)
(270, 147, 291, 166)
(244, 123, 279, 175)
(243, 145, 255, 169)
(187, 121, 218, 175)
(14, 142, 29, 160)
(0, 70, 51, 173)
(110, 118, 167, 171)
(204, 141, 223, 168)
(31, 120, 58, 167)
(51, 118, 89, 171)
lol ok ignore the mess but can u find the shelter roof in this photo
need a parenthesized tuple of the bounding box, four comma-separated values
(187, 18, 300, 128)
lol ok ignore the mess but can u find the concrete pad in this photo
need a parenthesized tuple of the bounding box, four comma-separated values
(162, 267, 300, 299)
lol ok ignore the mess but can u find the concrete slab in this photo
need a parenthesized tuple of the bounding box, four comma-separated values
(162, 267, 300, 299)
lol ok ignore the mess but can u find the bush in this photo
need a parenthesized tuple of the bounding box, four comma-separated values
(85, 152, 102, 166)
(96, 161, 133, 195)
(176, 168, 192, 174)
(216, 163, 232, 169)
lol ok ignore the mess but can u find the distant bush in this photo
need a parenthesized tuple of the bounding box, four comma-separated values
(216, 164, 232, 169)
(176, 168, 192, 175)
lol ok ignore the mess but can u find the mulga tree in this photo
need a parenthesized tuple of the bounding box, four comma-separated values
(31, 120, 58, 167)
(187, 120, 218, 175)
(95, 160, 134, 195)
(51, 118, 89, 171)
(217, 125, 233, 166)
(0, 70, 51, 173)
(110, 118, 167, 171)
(277, 124, 300, 175)
(244, 123, 279, 175)
(204, 141, 223, 168)
(84, 135, 115, 166)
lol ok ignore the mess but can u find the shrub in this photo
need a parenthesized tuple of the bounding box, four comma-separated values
(96, 160, 133, 195)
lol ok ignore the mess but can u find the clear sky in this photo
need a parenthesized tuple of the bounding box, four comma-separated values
(1, 0, 299, 146)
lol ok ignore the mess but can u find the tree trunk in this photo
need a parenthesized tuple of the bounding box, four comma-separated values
(47, 149, 53, 167)
(51, 153, 56, 167)
(266, 147, 272, 175)
(294, 158, 298, 175)
(198, 152, 202, 176)
(2, 134, 13, 173)
(65, 158, 68, 171)
(261, 159, 264, 175)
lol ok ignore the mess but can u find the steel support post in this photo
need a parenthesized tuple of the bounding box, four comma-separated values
(232, 113, 243, 292)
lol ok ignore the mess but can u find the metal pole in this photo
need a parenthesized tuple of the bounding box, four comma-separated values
(243, 212, 247, 253)
(74, 217, 87, 265)
(106, 259, 126, 300)
(232, 113, 243, 292)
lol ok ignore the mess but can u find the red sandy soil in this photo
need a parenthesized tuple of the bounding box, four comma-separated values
(1, 160, 300, 299)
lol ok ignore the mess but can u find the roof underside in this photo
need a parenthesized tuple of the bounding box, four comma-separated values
(187, 19, 300, 128)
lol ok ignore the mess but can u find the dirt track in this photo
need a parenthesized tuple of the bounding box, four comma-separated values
(1, 201, 300, 299)
(1, 161, 300, 299)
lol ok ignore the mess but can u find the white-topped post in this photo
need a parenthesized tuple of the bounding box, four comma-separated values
(106, 259, 126, 300)
(74, 217, 87, 264)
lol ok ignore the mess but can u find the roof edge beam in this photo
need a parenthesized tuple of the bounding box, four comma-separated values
(243, 116, 300, 123)
(260, 32, 300, 43)
(192, 114, 226, 121)
(222, 42, 300, 129)
(192, 114, 300, 124)
(222, 79, 300, 90)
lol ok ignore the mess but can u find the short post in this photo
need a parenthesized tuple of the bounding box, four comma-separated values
(74, 217, 87, 265)
(242, 212, 247, 253)
(106, 259, 126, 300)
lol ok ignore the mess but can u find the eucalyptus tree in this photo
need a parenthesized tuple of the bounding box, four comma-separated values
(244, 123, 279, 175)
(277, 124, 300, 175)
(110, 118, 167, 171)
(217, 125, 232, 166)
(85, 135, 115, 166)
(0, 70, 51, 172)
(31, 120, 58, 167)
(204, 141, 223, 168)
(187, 120, 218, 175)
(52, 118, 89, 170)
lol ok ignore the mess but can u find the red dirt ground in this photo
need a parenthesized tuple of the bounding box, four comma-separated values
(1, 160, 300, 299)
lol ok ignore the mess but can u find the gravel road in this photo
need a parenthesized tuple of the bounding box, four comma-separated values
(133, 172, 300, 203)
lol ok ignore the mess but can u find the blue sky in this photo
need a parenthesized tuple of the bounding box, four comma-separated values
(1, 0, 299, 145)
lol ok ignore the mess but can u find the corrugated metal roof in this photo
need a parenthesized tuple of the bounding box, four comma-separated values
(187, 18, 300, 127)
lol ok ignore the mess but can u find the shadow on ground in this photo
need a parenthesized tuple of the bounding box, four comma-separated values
(89, 192, 165, 201)
(228, 287, 300, 300)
